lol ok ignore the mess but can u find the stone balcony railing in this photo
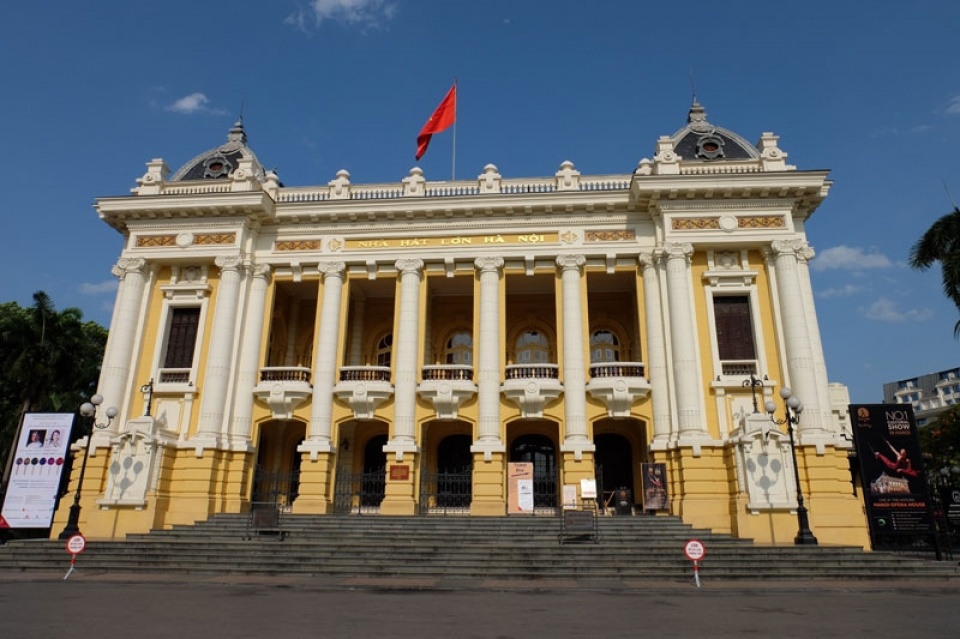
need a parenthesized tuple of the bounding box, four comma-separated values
(334, 366, 394, 420)
(418, 365, 477, 420)
(254, 367, 313, 420)
(501, 364, 562, 419)
(585, 362, 650, 418)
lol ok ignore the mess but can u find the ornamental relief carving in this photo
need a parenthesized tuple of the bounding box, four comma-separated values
(738, 216, 785, 229)
(275, 240, 323, 251)
(194, 233, 236, 245)
(672, 218, 721, 230)
(136, 235, 177, 248)
(585, 230, 635, 242)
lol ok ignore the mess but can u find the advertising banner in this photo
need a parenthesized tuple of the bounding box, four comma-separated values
(508, 462, 534, 514)
(1, 413, 75, 529)
(849, 404, 934, 541)
(642, 462, 669, 511)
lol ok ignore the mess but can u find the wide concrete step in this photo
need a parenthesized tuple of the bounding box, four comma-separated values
(1, 513, 954, 581)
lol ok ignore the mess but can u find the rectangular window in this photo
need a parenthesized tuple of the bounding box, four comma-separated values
(163, 307, 201, 369)
(714, 295, 756, 361)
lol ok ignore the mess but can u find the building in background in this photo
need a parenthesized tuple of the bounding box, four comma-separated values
(883, 367, 960, 426)
(53, 102, 868, 547)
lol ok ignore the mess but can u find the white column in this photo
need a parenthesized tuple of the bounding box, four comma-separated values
(769, 240, 824, 435)
(384, 258, 423, 460)
(99, 257, 149, 433)
(663, 243, 707, 440)
(639, 252, 673, 444)
(797, 245, 834, 434)
(302, 262, 346, 454)
(229, 264, 271, 444)
(557, 255, 593, 460)
(471, 257, 506, 460)
(195, 255, 244, 442)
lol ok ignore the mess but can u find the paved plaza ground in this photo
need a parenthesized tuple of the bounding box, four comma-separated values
(1, 572, 959, 638)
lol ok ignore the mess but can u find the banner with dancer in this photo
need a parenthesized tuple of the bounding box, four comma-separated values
(849, 404, 934, 544)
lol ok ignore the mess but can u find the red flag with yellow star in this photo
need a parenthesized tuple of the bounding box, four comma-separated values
(416, 84, 457, 160)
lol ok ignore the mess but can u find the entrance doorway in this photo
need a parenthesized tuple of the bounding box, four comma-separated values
(252, 421, 305, 509)
(595, 433, 634, 511)
(510, 434, 558, 512)
(419, 434, 472, 514)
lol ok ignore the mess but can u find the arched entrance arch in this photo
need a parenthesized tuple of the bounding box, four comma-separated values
(252, 420, 305, 508)
(595, 433, 634, 509)
(510, 433, 558, 512)
(419, 434, 473, 514)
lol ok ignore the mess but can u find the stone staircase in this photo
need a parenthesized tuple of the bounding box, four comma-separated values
(1, 513, 956, 581)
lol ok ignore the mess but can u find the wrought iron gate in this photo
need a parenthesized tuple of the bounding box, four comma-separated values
(333, 467, 386, 514)
(250, 466, 300, 510)
(418, 469, 472, 515)
(532, 467, 558, 514)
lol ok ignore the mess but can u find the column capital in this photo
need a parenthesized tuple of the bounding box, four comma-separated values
(395, 258, 424, 275)
(474, 256, 504, 273)
(663, 242, 693, 261)
(638, 251, 658, 269)
(318, 261, 346, 279)
(768, 239, 807, 258)
(250, 263, 272, 281)
(215, 254, 244, 272)
(112, 257, 147, 279)
(556, 254, 586, 272)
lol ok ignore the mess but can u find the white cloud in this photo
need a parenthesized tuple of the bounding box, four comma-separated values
(166, 93, 227, 115)
(811, 245, 894, 272)
(818, 284, 861, 299)
(861, 297, 932, 323)
(945, 95, 960, 115)
(286, 0, 397, 30)
(79, 280, 118, 295)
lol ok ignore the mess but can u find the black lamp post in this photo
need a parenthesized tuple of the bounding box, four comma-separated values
(58, 394, 117, 540)
(742, 373, 766, 414)
(765, 387, 818, 545)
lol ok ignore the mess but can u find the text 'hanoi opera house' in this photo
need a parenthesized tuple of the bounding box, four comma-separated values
(53, 101, 868, 547)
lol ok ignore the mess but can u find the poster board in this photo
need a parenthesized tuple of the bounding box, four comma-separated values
(641, 462, 669, 511)
(1, 413, 75, 529)
(508, 462, 534, 514)
(849, 404, 935, 545)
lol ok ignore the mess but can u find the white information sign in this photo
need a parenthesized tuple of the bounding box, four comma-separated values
(1, 413, 75, 529)
(580, 478, 597, 500)
(562, 484, 578, 510)
(517, 479, 534, 513)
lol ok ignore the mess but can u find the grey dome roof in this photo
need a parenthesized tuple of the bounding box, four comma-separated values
(668, 101, 760, 161)
(169, 119, 267, 182)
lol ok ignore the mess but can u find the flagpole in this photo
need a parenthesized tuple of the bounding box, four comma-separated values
(452, 79, 457, 181)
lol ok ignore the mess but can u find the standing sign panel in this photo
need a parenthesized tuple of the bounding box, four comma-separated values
(641, 462, 669, 511)
(849, 404, 935, 545)
(1, 413, 75, 529)
(508, 462, 534, 514)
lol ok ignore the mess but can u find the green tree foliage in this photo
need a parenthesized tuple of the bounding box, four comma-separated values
(0, 292, 107, 473)
(918, 404, 960, 476)
(908, 206, 960, 336)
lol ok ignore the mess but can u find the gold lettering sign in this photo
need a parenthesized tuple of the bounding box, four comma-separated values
(344, 233, 559, 250)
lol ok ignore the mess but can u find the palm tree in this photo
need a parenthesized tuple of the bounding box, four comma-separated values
(908, 206, 960, 336)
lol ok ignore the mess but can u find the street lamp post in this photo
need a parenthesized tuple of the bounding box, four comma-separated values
(765, 387, 818, 545)
(58, 394, 117, 540)
(742, 373, 766, 414)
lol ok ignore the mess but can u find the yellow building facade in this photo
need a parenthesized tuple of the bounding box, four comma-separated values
(53, 102, 869, 547)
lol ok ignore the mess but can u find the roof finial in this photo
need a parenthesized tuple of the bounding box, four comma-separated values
(690, 67, 697, 104)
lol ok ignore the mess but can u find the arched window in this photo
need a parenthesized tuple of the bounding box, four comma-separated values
(376, 333, 393, 367)
(444, 331, 473, 365)
(590, 329, 621, 363)
(515, 330, 550, 364)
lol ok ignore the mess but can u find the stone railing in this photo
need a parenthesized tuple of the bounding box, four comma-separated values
(504, 364, 560, 380)
(422, 365, 474, 381)
(338, 366, 392, 383)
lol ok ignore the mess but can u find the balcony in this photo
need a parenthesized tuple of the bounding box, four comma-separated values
(254, 367, 313, 420)
(334, 366, 394, 420)
(586, 362, 650, 418)
(501, 364, 563, 419)
(418, 365, 477, 420)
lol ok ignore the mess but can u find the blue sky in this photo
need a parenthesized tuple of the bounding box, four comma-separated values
(3, 1, 960, 404)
